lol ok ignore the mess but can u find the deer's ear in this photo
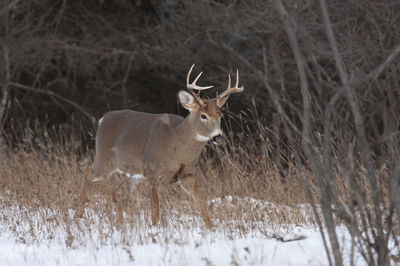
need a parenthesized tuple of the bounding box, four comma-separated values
(178, 91, 200, 111)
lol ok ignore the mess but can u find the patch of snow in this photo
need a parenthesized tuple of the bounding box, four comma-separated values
(0, 227, 367, 266)
(0, 195, 391, 266)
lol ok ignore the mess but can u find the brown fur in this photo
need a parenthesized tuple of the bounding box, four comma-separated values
(89, 68, 243, 228)
(93, 101, 221, 228)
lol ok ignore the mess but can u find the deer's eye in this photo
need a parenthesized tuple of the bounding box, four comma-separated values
(200, 114, 208, 120)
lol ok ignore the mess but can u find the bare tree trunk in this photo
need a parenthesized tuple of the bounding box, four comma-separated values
(0, 2, 11, 135)
(273, 1, 344, 265)
(319, 1, 393, 264)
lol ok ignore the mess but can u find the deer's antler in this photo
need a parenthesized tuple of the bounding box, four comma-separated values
(186, 64, 214, 106)
(216, 70, 244, 107)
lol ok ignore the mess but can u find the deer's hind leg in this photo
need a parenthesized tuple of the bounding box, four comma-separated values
(75, 146, 115, 218)
(93, 146, 116, 181)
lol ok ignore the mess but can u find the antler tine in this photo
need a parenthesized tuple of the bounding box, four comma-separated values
(186, 64, 195, 88)
(216, 70, 244, 106)
(186, 64, 215, 106)
(193, 71, 203, 85)
(235, 70, 239, 88)
(186, 64, 214, 91)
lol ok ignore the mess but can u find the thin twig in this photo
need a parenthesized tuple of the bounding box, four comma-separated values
(323, 42, 400, 129)
(8, 82, 96, 126)
(207, 36, 302, 137)
(122, 55, 135, 108)
(0, 0, 19, 16)
(0, 4, 11, 135)
(390, 161, 400, 224)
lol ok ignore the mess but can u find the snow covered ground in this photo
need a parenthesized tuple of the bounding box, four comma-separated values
(0, 230, 349, 266)
(0, 196, 366, 266)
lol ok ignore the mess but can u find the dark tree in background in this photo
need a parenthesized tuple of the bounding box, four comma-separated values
(0, 0, 399, 142)
(0, 0, 253, 140)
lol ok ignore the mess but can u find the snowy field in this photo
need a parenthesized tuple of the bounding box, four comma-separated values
(0, 196, 367, 266)
(0, 229, 357, 266)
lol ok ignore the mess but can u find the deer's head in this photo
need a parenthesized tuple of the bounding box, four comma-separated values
(178, 65, 244, 142)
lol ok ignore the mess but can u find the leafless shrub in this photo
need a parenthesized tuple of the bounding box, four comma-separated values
(269, 1, 400, 265)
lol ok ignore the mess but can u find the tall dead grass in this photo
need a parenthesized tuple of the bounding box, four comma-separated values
(0, 113, 397, 265)
(0, 114, 315, 246)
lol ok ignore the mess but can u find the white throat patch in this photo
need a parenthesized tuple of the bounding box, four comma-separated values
(196, 134, 210, 142)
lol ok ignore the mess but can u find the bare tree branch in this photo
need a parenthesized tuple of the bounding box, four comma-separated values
(206, 35, 303, 138)
(273, 1, 342, 265)
(320, 0, 382, 225)
(0, 0, 19, 16)
(319, 0, 395, 263)
(8, 82, 96, 126)
(0, 3, 11, 135)
(390, 161, 400, 225)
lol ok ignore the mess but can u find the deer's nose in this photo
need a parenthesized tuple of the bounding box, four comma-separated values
(211, 126, 223, 138)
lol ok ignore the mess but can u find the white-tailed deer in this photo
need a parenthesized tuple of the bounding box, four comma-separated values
(92, 65, 244, 228)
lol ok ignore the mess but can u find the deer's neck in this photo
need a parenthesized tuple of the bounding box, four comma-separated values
(174, 114, 207, 161)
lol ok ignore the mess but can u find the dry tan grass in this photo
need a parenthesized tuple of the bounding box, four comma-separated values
(1, 122, 396, 266)
(0, 121, 315, 246)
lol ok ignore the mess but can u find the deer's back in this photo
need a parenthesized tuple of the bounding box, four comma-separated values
(94, 109, 184, 175)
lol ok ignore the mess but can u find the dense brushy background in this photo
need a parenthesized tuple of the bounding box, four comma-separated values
(1, 0, 399, 144)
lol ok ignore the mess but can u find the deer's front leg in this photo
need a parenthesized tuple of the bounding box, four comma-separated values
(149, 178, 160, 226)
(180, 175, 212, 229)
